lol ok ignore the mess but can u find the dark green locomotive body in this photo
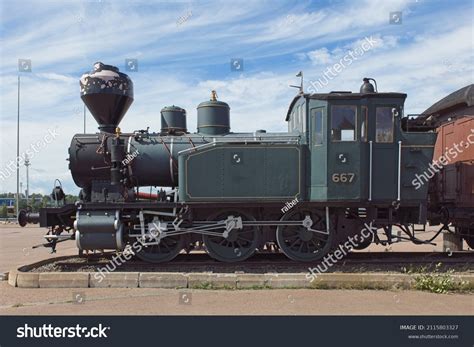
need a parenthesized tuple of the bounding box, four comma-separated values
(177, 91, 435, 212)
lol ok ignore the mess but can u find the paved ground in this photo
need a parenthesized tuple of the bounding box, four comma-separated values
(0, 223, 472, 315)
(0, 224, 76, 273)
(0, 281, 472, 315)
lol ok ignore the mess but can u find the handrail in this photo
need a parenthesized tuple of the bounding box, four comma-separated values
(178, 137, 301, 155)
(397, 140, 402, 201)
(369, 141, 373, 201)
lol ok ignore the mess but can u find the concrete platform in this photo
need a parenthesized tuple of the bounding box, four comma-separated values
(39, 273, 89, 288)
(139, 273, 187, 288)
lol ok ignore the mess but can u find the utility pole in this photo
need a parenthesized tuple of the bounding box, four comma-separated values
(16, 75, 20, 218)
(84, 104, 86, 134)
(16, 58, 31, 218)
(25, 154, 30, 206)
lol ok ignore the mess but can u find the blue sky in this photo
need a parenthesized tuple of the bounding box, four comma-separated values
(0, 0, 473, 195)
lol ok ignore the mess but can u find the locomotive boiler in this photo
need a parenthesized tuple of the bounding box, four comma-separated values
(21, 62, 468, 263)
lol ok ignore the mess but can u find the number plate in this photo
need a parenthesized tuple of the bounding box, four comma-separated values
(331, 173, 355, 183)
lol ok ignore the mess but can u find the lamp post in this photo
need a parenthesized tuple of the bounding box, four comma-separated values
(16, 58, 32, 218)
(16, 75, 20, 218)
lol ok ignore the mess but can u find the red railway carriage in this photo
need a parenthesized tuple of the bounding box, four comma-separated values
(433, 116, 474, 207)
(420, 85, 474, 247)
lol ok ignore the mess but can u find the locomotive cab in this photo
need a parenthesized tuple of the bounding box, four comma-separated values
(286, 79, 436, 216)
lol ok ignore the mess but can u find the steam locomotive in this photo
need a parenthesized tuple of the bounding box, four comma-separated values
(18, 62, 472, 263)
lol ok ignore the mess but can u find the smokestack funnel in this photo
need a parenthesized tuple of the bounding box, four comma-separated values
(80, 62, 134, 132)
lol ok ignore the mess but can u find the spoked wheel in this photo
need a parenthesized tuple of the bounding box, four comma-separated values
(202, 210, 260, 262)
(135, 235, 183, 263)
(276, 208, 333, 262)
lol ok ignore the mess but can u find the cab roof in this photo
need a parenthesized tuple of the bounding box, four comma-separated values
(285, 92, 407, 121)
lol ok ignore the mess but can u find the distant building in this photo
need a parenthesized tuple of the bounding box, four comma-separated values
(0, 198, 15, 207)
(0, 198, 15, 214)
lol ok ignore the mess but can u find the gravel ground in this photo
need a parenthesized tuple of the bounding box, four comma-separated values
(25, 253, 474, 274)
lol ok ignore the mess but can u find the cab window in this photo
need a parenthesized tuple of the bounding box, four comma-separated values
(361, 106, 368, 142)
(298, 104, 303, 131)
(301, 102, 306, 132)
(376, 107, 394, 143)
(289, 103, 306, 133)
(312, 108, 324, 145)
(331, 105, 356, 141)
(295, 105, 301, 130)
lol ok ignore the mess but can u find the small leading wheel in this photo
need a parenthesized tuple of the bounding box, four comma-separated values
(202, 210, 260, 262)
(276, 208, 333, 262)
(135, 235, 183, 263)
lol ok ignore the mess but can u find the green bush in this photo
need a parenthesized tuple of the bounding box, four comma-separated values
(407, 263, 470, 294)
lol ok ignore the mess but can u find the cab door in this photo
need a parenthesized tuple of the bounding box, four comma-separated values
(327, 104, 361, 201)
(309, 107, 328, 201)
(371, 106, 399, 201)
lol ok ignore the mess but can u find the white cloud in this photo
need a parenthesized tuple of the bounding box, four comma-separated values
(245, 0, 412, 44)
(307, 48, 332, 65)
(305, 34, 400, 66)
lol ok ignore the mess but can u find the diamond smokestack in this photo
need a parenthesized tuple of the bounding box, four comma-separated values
(80, 62, 134, 132)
